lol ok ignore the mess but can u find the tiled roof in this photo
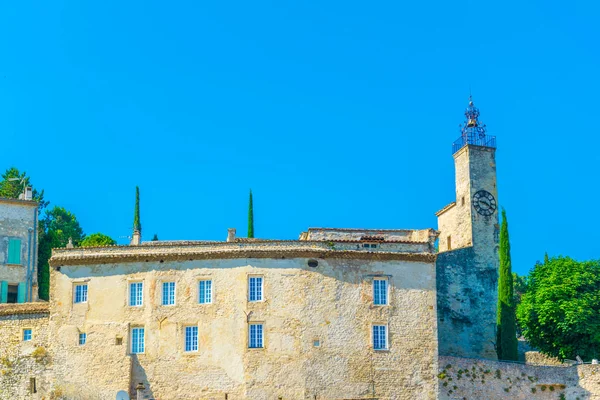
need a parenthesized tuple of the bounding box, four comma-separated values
(0, 302, 49, 316)
(0, 197, 39, 207)
(50, 241, 436, 267)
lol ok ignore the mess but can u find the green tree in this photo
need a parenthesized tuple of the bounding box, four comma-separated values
(517, 256, 600, 361)
(513, 272, 528, 337)
(248, 189, 254, 238)
(496, 209, 518, 360)
(80, 233, 116, 247)
(37, 206, 85, 300)
(133, 186, 141, 234)
(0, 167, 49, 210)
(151, 234, 159, 241)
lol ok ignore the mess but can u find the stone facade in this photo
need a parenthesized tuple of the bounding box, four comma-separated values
(436, 145, 499, 360)
(44, 237, 439, 400)
(0, 303, 50, 399)
(0, 198, 39, 303)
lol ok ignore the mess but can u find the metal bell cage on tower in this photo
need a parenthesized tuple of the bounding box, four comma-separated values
(452, 96, 497, 154)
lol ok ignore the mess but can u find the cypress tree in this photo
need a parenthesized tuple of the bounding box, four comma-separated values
(133, 186, 141, 235)
(151, 234, 159, 241)
(248, 190, 254, 238)
(496, 209, 518, 360)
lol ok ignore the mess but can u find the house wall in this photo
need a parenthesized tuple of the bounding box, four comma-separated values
(0, 306, 50, 400)
(49, 256, 438, 400)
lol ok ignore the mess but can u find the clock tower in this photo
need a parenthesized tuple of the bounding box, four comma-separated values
(435, 96, 500, 360)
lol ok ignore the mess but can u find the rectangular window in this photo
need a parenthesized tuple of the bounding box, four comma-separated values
(248, 276, 263, 302)
(162, 282, 175, 306)
(373, 278, 388, 305)
(23, 329, 32, 341)
(372, 325, 388, 350)
(8, 239, 21, 264)
(249, 323, 264, 348)
(184, 326, 198, 352)
(79, 333, 87, 345)
(74, 284, 88, 303)
(131, 327, 145, 354)
(198, 280, 212, 304)
(129, 282, 143, 307)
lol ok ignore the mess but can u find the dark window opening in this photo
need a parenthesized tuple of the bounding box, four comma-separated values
(30, 377, 36, 393)
(462, 197, 465, 206)
(447, 236, 452, 250)
(7, 285, 18, 303)
(362, 243, 378, 249)
(115, 337, 123, 345)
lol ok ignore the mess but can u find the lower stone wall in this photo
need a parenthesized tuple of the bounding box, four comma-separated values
(439, 356, 600, 400)
(0, 305, 50, 400)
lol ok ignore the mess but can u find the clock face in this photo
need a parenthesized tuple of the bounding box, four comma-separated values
(473, 190, 497, 216)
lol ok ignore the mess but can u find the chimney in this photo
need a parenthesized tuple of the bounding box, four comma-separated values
(131, 230, 141, 246)
(66, 237, 74, 249)
(227, 228, 236, 242)
(24, 187, 33, 201)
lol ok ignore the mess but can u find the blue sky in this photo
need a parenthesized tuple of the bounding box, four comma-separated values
(1, 1, 598, 275)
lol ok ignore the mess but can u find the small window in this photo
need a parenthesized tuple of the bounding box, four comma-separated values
(79, 333, 87, 346)
(199, 280, 212, 304)
(30, 377, 36, 394)
(23, 329, 32, 341)
(115, 337, 123, 346)
(8, 239, 21, 264)
(131, 327, 145, 354)
(313, 339, 321, 347)
(248, 276, 263, 302)
(372, 325, 388, 350)
(249, 323, 263, 348)
(447, 235, 452, 250)
(184, 326, 198, 352)
(362, 243, 378, 249)
(129, 282, 143, 307)
(74, 284, 88, 303)
(162, 282, 175, 306)
(461, 196, 465, 206)
(373, 278, 388, 305)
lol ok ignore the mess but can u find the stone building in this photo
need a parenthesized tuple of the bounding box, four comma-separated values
(0, 195, 39, 304)
(0, 97, 545, 400)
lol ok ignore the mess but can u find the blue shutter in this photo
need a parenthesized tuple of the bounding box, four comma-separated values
(8, 239, 21, 264)
(0, 281, 7, 303)
(17, 282, 26, 303)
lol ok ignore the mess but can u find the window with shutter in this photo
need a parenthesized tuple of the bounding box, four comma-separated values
(8, 239, 21, 264)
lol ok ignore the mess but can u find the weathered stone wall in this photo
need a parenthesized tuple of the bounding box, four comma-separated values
(50, 256, 438, 400)
(0, 199, 38, 294)
(438, 356, 600, 399)
(436, 248, 497, 359)
(0, 305, 50, 400)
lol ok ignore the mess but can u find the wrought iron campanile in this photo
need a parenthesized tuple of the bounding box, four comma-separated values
(452, 96, 496, 154)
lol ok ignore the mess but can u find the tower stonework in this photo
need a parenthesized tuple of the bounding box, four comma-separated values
(436, 97, 500, 359)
